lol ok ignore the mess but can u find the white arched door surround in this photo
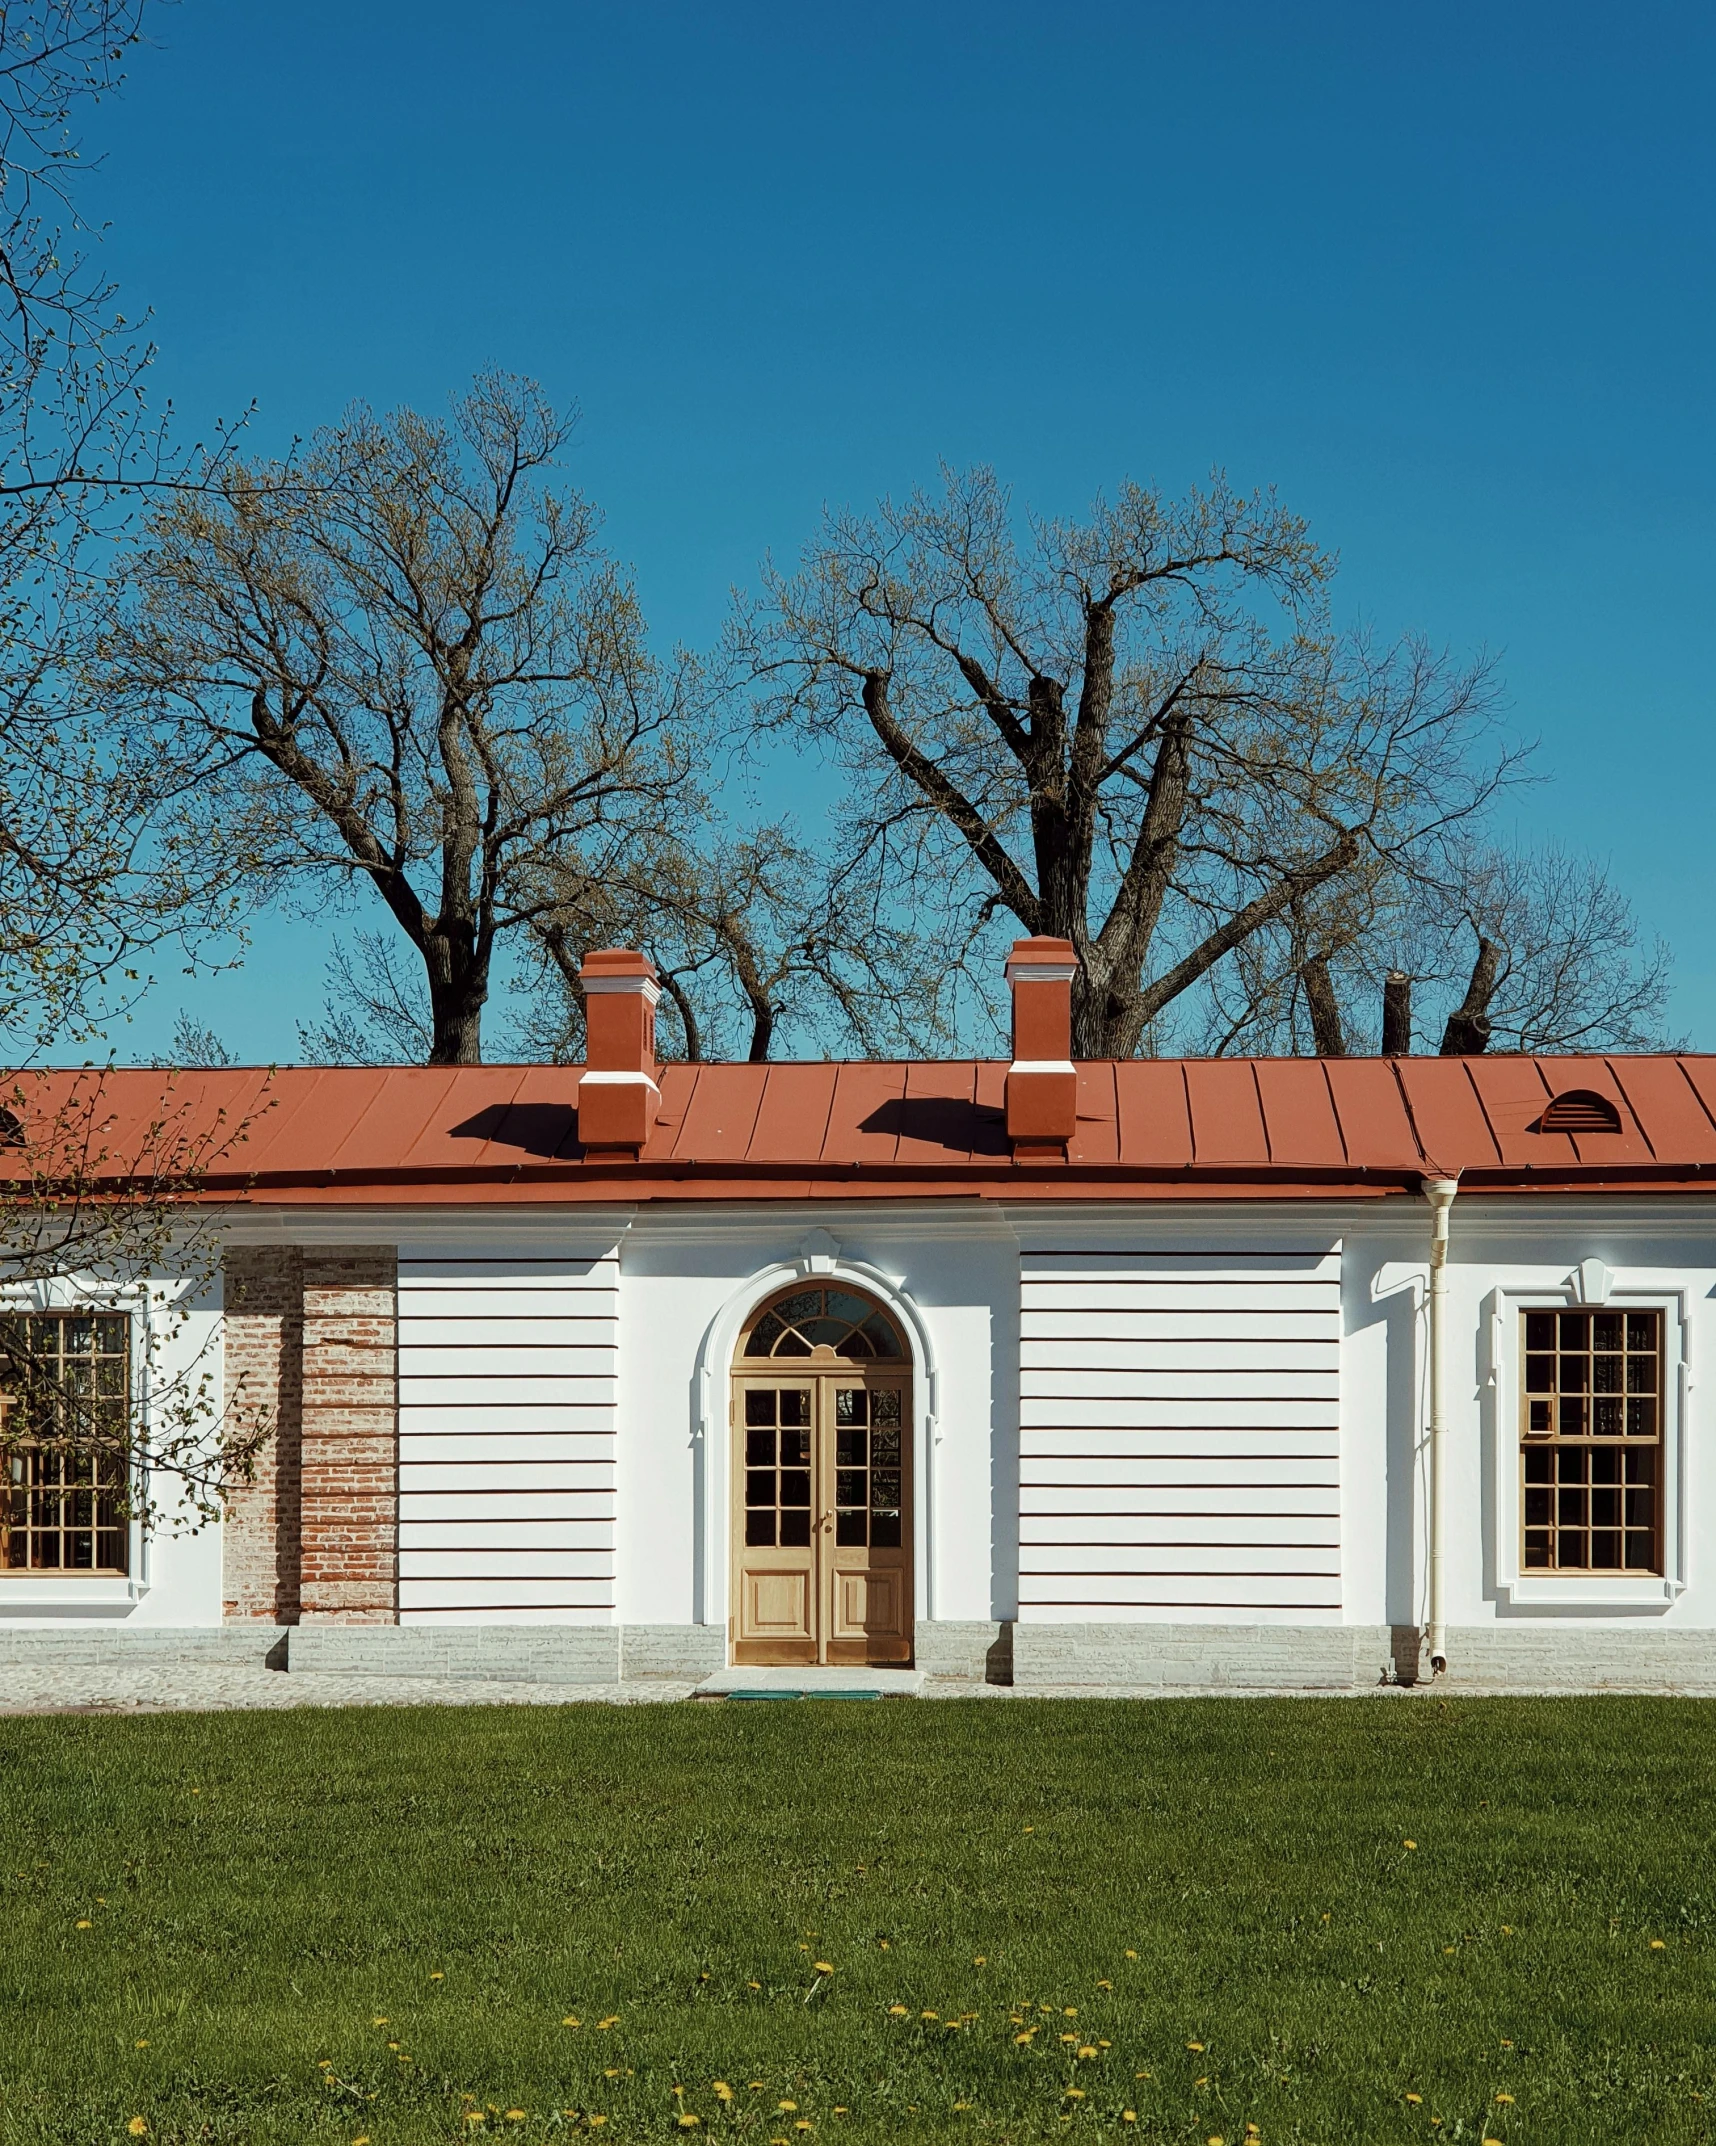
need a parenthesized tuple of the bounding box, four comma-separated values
(691, 1234, 940, 1635)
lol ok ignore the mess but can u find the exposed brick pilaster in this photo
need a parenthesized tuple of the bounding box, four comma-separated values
(220, 1247, 304, 1623)
(298, 1247, 398, 1624)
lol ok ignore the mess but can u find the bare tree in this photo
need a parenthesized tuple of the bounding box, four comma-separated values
(0, 1064, 278, 1539)
(736, 465, 1514, 1058)
(0, 4, 244, 1056)
(0, 8, 276, 1537)
(1198, 844, 1675, 1057)
(109, 373, 700, 1064)
(512, 825, 947, 1065)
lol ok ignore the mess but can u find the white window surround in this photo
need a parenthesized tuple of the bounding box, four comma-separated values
(691, 1241, 940, 1630)
(0, 1278, 178, 1602)
(1482, 1281, 1690, 1609)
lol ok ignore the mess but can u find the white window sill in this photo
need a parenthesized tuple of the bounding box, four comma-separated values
(0, 1578, 147, 1616)
(1498, 1575, 1682, 1610)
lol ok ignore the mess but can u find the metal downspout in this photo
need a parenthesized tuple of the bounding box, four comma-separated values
(1424, 1177, 1460, 1673)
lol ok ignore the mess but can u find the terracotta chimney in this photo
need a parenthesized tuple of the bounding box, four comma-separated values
(577, 947, 661, 1154)
(1005, 936, 1078, 1157)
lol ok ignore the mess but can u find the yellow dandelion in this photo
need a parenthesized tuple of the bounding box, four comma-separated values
(1096, 1979, 1112, 1989)
(1064, 2006, 1078, 2018)
(604, 2068, 621, 2079)
(1500, 2040, 1513, 2049)
(1501, 1925, 1513, 1935)
(1187, 2041, 1205, 2052)
(974, 1955, 987, 1965)
(953, 2103, 973, 2112)
(429, 1971, 445, 1981)
(1015, 2030, 1036, 2044)
(1135, 2073, 1151, 2081)
(1443, 1945, 1456, 1955)
(1651, 1939, 1668, 1950)
(1209, 2137, 1225, 2145)
(127, 2124, 148, 2139)
(889, 2005, 909, 2016)
(749, 1980, 762, 1990)
(1495, 2094, 1514, 2105)
(814, 1961, 835, 1974)
(749, 2083, 767, 2091)
(354, 2138, 372, 2145)
(75, 1919, 92, 1929)
(387, 2042, 400, 2052)
(1403, 1840, 1417, 1851)
(589, 2120, 607, 2129)
(778, 2101, 798, 2113)
(563, 2016, 581, 2027)
(833, 2108, 848, 2115)
(1078, 2045, 1099, 2059)
(1064, 2088, 1085, 2100)
(598, 2015, 620, 2029)
(134, 2039, 149, 2049)
(714, 2083, 734, 2101)
(1405, 2093, 1422, 2104)
(922, 2010, 939, 2021)
(679, 2119, 700, 2130)
(371, 2017, 387, 2026)
(1125, 1948, 1138, 1959)
(1061, 2033, 1080, 2045)
(1196, 2077, 1210, 2087)
(506, 2114, 527, 2124)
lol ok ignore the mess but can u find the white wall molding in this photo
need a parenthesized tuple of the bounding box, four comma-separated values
(691, 1255, 941, 1635)
(1482, 1278, 1691, 1610)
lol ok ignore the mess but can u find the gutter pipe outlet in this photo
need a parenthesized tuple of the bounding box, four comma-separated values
(1423, 1175, 1460, 1674)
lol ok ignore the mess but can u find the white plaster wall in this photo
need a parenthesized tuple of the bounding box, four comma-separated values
(615, 1202, 1019, 1631)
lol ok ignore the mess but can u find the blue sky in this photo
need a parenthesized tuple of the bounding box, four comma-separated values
(86, 0, 1716, 1060)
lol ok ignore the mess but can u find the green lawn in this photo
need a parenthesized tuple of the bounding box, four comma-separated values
(1, 1697, 1713, 2145)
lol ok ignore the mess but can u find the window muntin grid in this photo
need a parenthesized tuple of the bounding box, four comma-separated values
(833, 1386, 904, 1548)
(1, 1312, 130, 1575)
(742, 1385, 813, 1549)
(1520, 1307, 1661, 1574)
(743, 1287, 904, 1361)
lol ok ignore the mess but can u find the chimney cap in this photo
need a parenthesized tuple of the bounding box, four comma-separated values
(1006, 935, 1078, 981)
(579, 947, 658, 981)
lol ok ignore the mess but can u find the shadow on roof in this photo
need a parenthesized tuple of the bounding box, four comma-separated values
(448, 1101, 579, 1159)
(858, 1093, 1009, 1155)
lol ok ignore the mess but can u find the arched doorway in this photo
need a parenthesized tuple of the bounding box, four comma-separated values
(730, 1283, 913, 1666)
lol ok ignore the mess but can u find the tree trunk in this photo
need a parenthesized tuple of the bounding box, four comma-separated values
(1440, 936, 1500, 1056)
(1381, 971, 1412, 1057)
(423, 931, 489, 1065)
(1300, 957, 1346, 1056)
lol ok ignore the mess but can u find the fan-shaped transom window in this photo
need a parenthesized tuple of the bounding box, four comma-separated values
(744, 1286, 904, 1361)
(1538, 1090, 1622, 1134)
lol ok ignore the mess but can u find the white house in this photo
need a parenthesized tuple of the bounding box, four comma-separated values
(6, 938, 1716, 1690)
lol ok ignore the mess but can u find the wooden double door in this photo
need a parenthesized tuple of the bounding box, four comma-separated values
(731, 1363, 912, 1665)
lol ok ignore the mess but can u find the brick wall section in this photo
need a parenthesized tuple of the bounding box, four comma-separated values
(220, 1248, 304, 1622)
(298, 1248, 399, 1624)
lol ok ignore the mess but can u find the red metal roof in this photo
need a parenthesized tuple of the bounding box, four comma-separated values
(7, 1053, 1716, 1205)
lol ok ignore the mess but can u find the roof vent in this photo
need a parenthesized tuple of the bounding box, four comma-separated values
(1538, 1089, 1622, 1134)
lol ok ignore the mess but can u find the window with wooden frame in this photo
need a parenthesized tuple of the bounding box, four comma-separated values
(0, 1312, 131, 1576)
(1520, 1307, 1661, 1574)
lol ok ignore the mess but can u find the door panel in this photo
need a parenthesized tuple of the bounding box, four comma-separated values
(823, 1380, 912, 1663)
(731, 1364, 913, 1666)
(733, 1379, 817, 1663)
